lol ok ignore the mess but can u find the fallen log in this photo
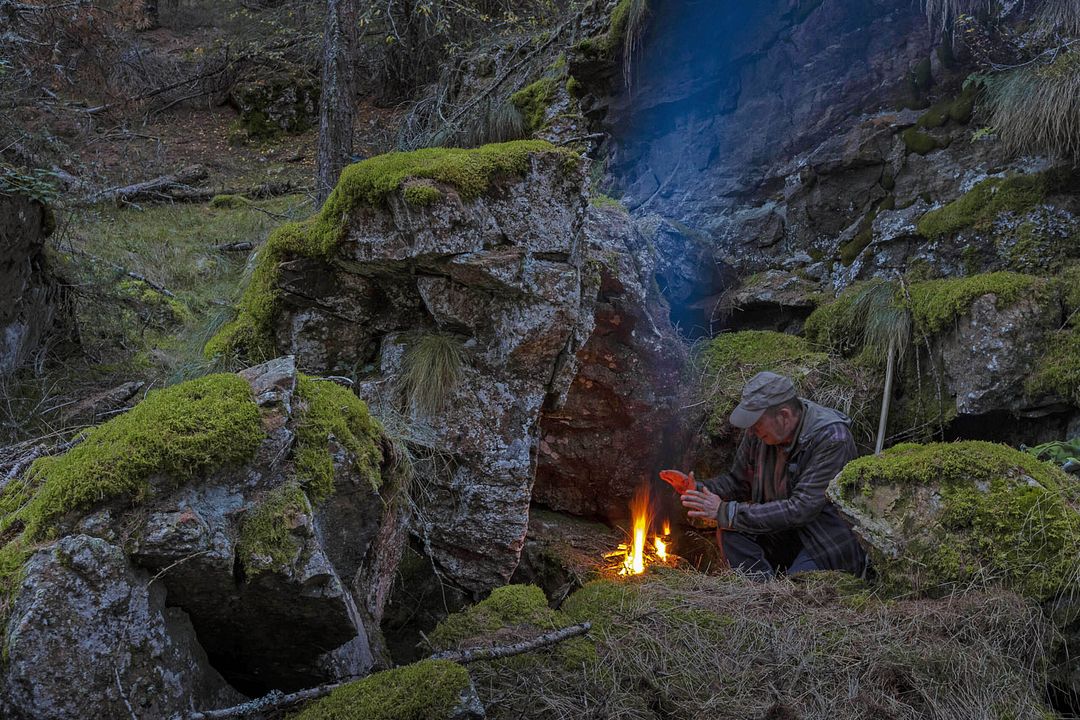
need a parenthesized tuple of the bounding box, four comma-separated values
(82, 165, 210, 206)
(175, 621, 591, 720)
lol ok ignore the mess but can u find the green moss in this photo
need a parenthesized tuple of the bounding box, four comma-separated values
(565, 76, 582, 96)
(210, 194, 248, 209)
(293, 375, 382, 503)
(0, 374, 263, 541)
(917, 102, 951, 129)
(916, 173, 1048, 240)
(402, 182, 443, 206)
(839, 202, 888, 266)
(510, 78, 557, 133)
(430, 584, 556, 648)
(236, 482, 309, 574)
(205, 140, 578, 361)
(949, 83, 978, 124)
(0, 539, 31, 650)
(912, 57, 933, 92)
(836, 441, 1080, 600)
(290, 659, 471, 720)
(901, 127, 940, 155)
(698, 331, 832, 434)
(906, 271, 1036, 334)
(588, 193, 626, 212)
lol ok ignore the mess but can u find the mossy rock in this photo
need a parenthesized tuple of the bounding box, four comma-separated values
(511, 77, 557, 133)
(901, 127, 940, 155)
(0, 373, 265, 635)
(289, 659, 476, 720)
(831, 440, 1080, 601)
(916, 172, 1055, 240)
(205, 140, 579, 362)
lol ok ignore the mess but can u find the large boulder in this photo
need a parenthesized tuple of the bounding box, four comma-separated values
(206, 141, 592, 593)
(828, 440, 1080, 704)
(533, 204, 688, 520)
(0, 357, 405, 718)
(0, 192, 69, 376)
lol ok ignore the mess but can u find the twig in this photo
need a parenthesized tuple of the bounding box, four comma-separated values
(428, 621, 592, 663)
(178, 621, 592, 720)
(66, 248, 178, 299)
(115, 667, 138, 720)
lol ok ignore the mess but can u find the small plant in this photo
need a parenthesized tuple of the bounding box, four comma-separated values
(400, 332, 466, 415)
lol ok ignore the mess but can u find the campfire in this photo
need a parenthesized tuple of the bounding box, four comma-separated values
(605, 486, 676, 575)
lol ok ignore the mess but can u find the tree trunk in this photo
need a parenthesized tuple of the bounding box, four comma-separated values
(315, 0, 360, 206)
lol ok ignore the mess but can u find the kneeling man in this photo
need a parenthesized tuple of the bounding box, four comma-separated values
(663, 371, 866, 577)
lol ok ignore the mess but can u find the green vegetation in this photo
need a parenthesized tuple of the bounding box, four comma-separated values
(0, 374, 263, 541)
(400, 332, 466, 416)
(573, 0, 648, 60)
(982, 49, 1080, 159)
(290, 659, 472, 720)
(205, 141, 578, 361)
(838, 197, 893, 266)
(236, 482, 309, 574)
(511, 77, 557, 133)
(835, 441, 1080, 600)
(431, 584, 559, 647)
(901, 127, 940, 155)
(0, 374, 263, 641)
(1026, 265, 1080, 403)
(807, 272, 1037, 348)
(916, 84, 978, 129)
(294, 374, 383, 502)
(907, 272, 1036, 334)
(588, 194, 626, 212)
(402, 181, 443, 206)
(916, 173, 1050, 240)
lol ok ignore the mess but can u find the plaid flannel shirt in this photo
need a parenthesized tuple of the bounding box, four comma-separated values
(700, 399, 866, 574)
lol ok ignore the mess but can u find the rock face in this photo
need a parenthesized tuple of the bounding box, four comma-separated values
(1, 357, 404, 718)
(534, 205, 689, 520)
(3, 534, 239, 720)
(936, 295, 1061, 416)
(266, 147, 592, 592)
(605, 0, 928, 235)
(0, 192, 68, 376)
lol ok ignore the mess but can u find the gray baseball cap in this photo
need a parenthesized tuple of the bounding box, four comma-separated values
(729, 371, 798, 428)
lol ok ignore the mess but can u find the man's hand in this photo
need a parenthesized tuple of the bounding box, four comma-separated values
(681, 487, 721, 520)
(659, 469, 696, 495)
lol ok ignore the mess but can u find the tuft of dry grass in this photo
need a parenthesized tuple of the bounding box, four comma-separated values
(399, 332, 466, 417)
(442, 570, 1058, 720)
(982, 49, 1080, 160)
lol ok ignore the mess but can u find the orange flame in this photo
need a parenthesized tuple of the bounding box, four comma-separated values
(662, 520, 671, 536)
(654, 536, 667, 561)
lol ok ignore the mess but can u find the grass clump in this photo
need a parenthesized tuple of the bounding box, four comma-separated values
(834, 440, 1080, 600)
(588, 194, 626, 212)
(511, 78, 557, 133)
(290, 659, 472, 720)
(399, 332, 466, 416)
(236, 482, 310, 575)
(983, 49, 1080, 159)
(916, 173, 1049, 240)
(293, 374, 383, 502)
(205, 141, 578, 361)
(0, 374, 263, 541)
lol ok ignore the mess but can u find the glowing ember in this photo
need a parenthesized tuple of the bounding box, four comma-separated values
(654, 536, 667, 561)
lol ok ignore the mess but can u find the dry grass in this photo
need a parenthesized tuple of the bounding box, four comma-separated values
(399, 332, 466, 416)
(446, 569, 1058, 720)
(982, 48, 1080, 160)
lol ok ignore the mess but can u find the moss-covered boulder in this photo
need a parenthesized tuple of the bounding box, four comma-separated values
(229, 72, 319, 139)
(829, 440, 1080, 601)
(207, 140, 589, 594)
(0, 357, 406, 718)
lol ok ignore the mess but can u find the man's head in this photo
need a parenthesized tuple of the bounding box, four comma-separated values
(729, 371, 803, 445)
